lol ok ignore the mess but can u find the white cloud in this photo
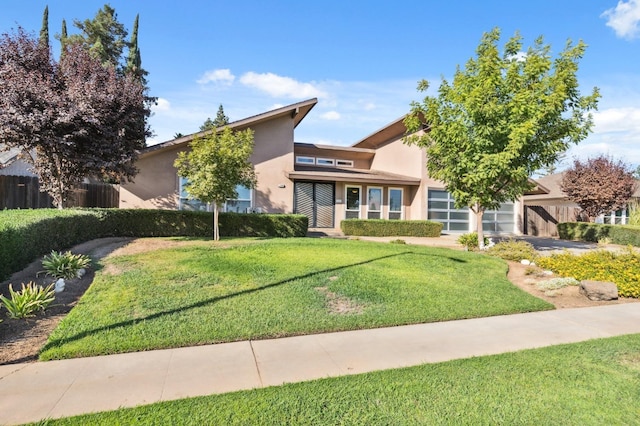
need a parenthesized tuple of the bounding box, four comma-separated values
(239, 72, 328, 99)
(152, 97, 171, 112)
(362, 102, 377, 111)
(602, 0, 640, 39)
(593, 107, 640, 134)
(320, 111, 341, 120)
(197, 68, 235, 85)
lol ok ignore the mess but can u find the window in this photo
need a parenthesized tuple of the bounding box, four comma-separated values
(367, 187, 382, 219)
(178, 176, 208, 211)
(224, 185, 252, 213)
(316, 158, 335, 166)
(427, 189, 469, 231)
(388, 188, 403, 220)
(295, 156, 315, 165)
(603, 208, 627, 225)
(336, 159, 354, 167)
(483, 203, 515, 233)
(345, 186, 361, 219)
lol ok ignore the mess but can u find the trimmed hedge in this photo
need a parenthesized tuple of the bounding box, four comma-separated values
(0, 209, 308, 281)
(340, 219, 443, 237)
(558, 222, 640, 246)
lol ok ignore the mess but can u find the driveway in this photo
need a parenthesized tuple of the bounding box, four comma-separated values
(502, 236, 598, 255)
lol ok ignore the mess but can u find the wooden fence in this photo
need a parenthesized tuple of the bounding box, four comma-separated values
(524, 205, 581, 237)
(0, 175, 119, 209)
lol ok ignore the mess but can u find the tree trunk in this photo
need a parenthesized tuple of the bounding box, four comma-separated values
(213, 203, 220, 241)
(475, 203, 485, 250)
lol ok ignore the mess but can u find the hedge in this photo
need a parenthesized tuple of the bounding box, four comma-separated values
(558, 222, 640, 246)
(0, 209, 308, 281)
(340, 219, 443, 237)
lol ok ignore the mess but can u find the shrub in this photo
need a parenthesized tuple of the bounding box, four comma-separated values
(558, 222, 640, 246)
(457, 232, 489, 250)
(536, 248, 640, 298)
(41, 251, 92, 280)
(390, 239, 407, 244)
(536, 277, 580, 291)
(0, 282, 55, 319)
(340, 219, 442, 237)
(486, 239, 537, 262)
(0, 209, 308, 281)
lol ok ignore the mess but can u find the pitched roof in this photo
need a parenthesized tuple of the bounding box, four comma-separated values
(351, 115, 409, 149)
(0, 144, 21, 167)
(526, 171, 640, 201)
(143, 98, 318, 156)
(287, 165, 421, 185)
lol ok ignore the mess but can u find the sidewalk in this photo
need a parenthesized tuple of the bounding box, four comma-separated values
(1, 303, 639, 425)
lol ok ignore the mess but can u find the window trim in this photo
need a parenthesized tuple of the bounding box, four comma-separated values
(295, 156, 315, 165)
(315, 158, 335, 166)
(388, 187, 403, 220)
(366, 186, 383, 219)
(345, 185, 361, 219)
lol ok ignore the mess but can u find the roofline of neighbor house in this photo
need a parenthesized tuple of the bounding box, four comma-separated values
(141, 98, 318, 157)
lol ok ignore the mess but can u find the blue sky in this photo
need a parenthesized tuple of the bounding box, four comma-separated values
(2, 1, 640, 169)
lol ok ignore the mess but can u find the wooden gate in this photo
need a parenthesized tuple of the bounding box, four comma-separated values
(524, 205, 581, 237)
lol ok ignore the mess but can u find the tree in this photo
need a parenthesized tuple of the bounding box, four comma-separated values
(68, 4, 128, 67)
(0, 28, 151, 208)
(174, 127, 257, 240)
(404, 28, 600, 248)
(200, 104, 230, 131)
(561, 155, 637, 221)
(39, 6, 49, 47)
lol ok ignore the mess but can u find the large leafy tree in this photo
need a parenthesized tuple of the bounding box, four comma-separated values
(405, 28, 600, 247)
(561, 155, 637, 221)
(174, 128, 257, 240)
(0, 28, 151, 208)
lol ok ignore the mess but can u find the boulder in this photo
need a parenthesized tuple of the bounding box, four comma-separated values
(579, 280, 618, 301)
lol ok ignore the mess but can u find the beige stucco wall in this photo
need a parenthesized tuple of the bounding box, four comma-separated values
(121, 115, 296, 212)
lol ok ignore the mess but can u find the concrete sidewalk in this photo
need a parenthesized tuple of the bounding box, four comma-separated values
(1, 304, 639, 425)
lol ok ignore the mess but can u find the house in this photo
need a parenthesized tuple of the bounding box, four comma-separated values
(122, 98, 526, 235)
(522, 172, 640, 237)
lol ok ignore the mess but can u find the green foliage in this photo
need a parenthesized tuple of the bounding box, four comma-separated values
(457, 232, 489, 250)
(389, 239, 406, 244)
(535, 277, 580, 291)
(558, 222, 640, 246)
(628, 200, 640, 226)
(41, 251, 91, 280)
(405, 27, 600, 247)
(0, 282, 55, 319)
(39, 238, 550, 360)
(486, 239, 537, 261)
(0, 209, 307, 281)
(340, 219, 442, 237)
(69, 4, 128, 67)
(537, 248, 640, 297)
(40, 335, 640, 425)
(175, 127, 257, 240)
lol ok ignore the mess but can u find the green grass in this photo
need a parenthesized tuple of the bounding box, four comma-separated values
(37, 334, 640, 425)
(39, 238, 552, 360)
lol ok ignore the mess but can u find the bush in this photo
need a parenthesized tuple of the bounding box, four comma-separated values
(0, 209, 308, 280)
(340, 219, 442, 237)
(0, 282, 55, 319)
(536, 277, 580, 291)
(536, 248, 640, 298)
(558, 222, 640, 246)
(457, 232, 489, 250)
(486, 239, 538, 262)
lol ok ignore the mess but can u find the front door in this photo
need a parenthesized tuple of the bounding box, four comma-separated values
(294, 182, 335, 228)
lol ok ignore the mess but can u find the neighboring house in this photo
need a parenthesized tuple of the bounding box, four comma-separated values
(122, 98, 529, 235)
(0, 144, 36, 177)
(522, 172, 640, 237)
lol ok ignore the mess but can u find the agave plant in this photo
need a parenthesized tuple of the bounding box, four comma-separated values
(0, 282, 55, 319)
(41, 251, 91, 280)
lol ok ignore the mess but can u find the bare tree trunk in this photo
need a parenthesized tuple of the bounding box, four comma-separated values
(475, 203, 485, 250)
(213, 203, 220, 241)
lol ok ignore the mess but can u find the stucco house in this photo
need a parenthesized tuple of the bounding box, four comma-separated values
(122, 98, 530, 235)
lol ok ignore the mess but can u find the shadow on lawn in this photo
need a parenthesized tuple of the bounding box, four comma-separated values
(41, 250, 467, 354)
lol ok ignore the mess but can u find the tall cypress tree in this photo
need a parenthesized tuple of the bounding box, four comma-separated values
(39, 6, 49, 47)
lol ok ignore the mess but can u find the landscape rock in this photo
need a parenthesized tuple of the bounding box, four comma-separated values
(579, 280, 618, 301)
(520, 259, 531, 265)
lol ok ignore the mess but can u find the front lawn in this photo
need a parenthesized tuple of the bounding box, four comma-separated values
(41, 334, 640, 425)
(40, 238, 552, 360)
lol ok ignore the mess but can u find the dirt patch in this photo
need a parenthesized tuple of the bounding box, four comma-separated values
(315, 285, 365, 315)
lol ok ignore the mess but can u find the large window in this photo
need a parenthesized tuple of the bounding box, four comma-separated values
(388, 188, 403, 220)
(224, 185, 252, 213)
(345, 185, 361, 219)
(367, 187, 382, 219)
(427, 189, 470, 232)
(483, 203, 515, 232)
(178, 176, 208, 211)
